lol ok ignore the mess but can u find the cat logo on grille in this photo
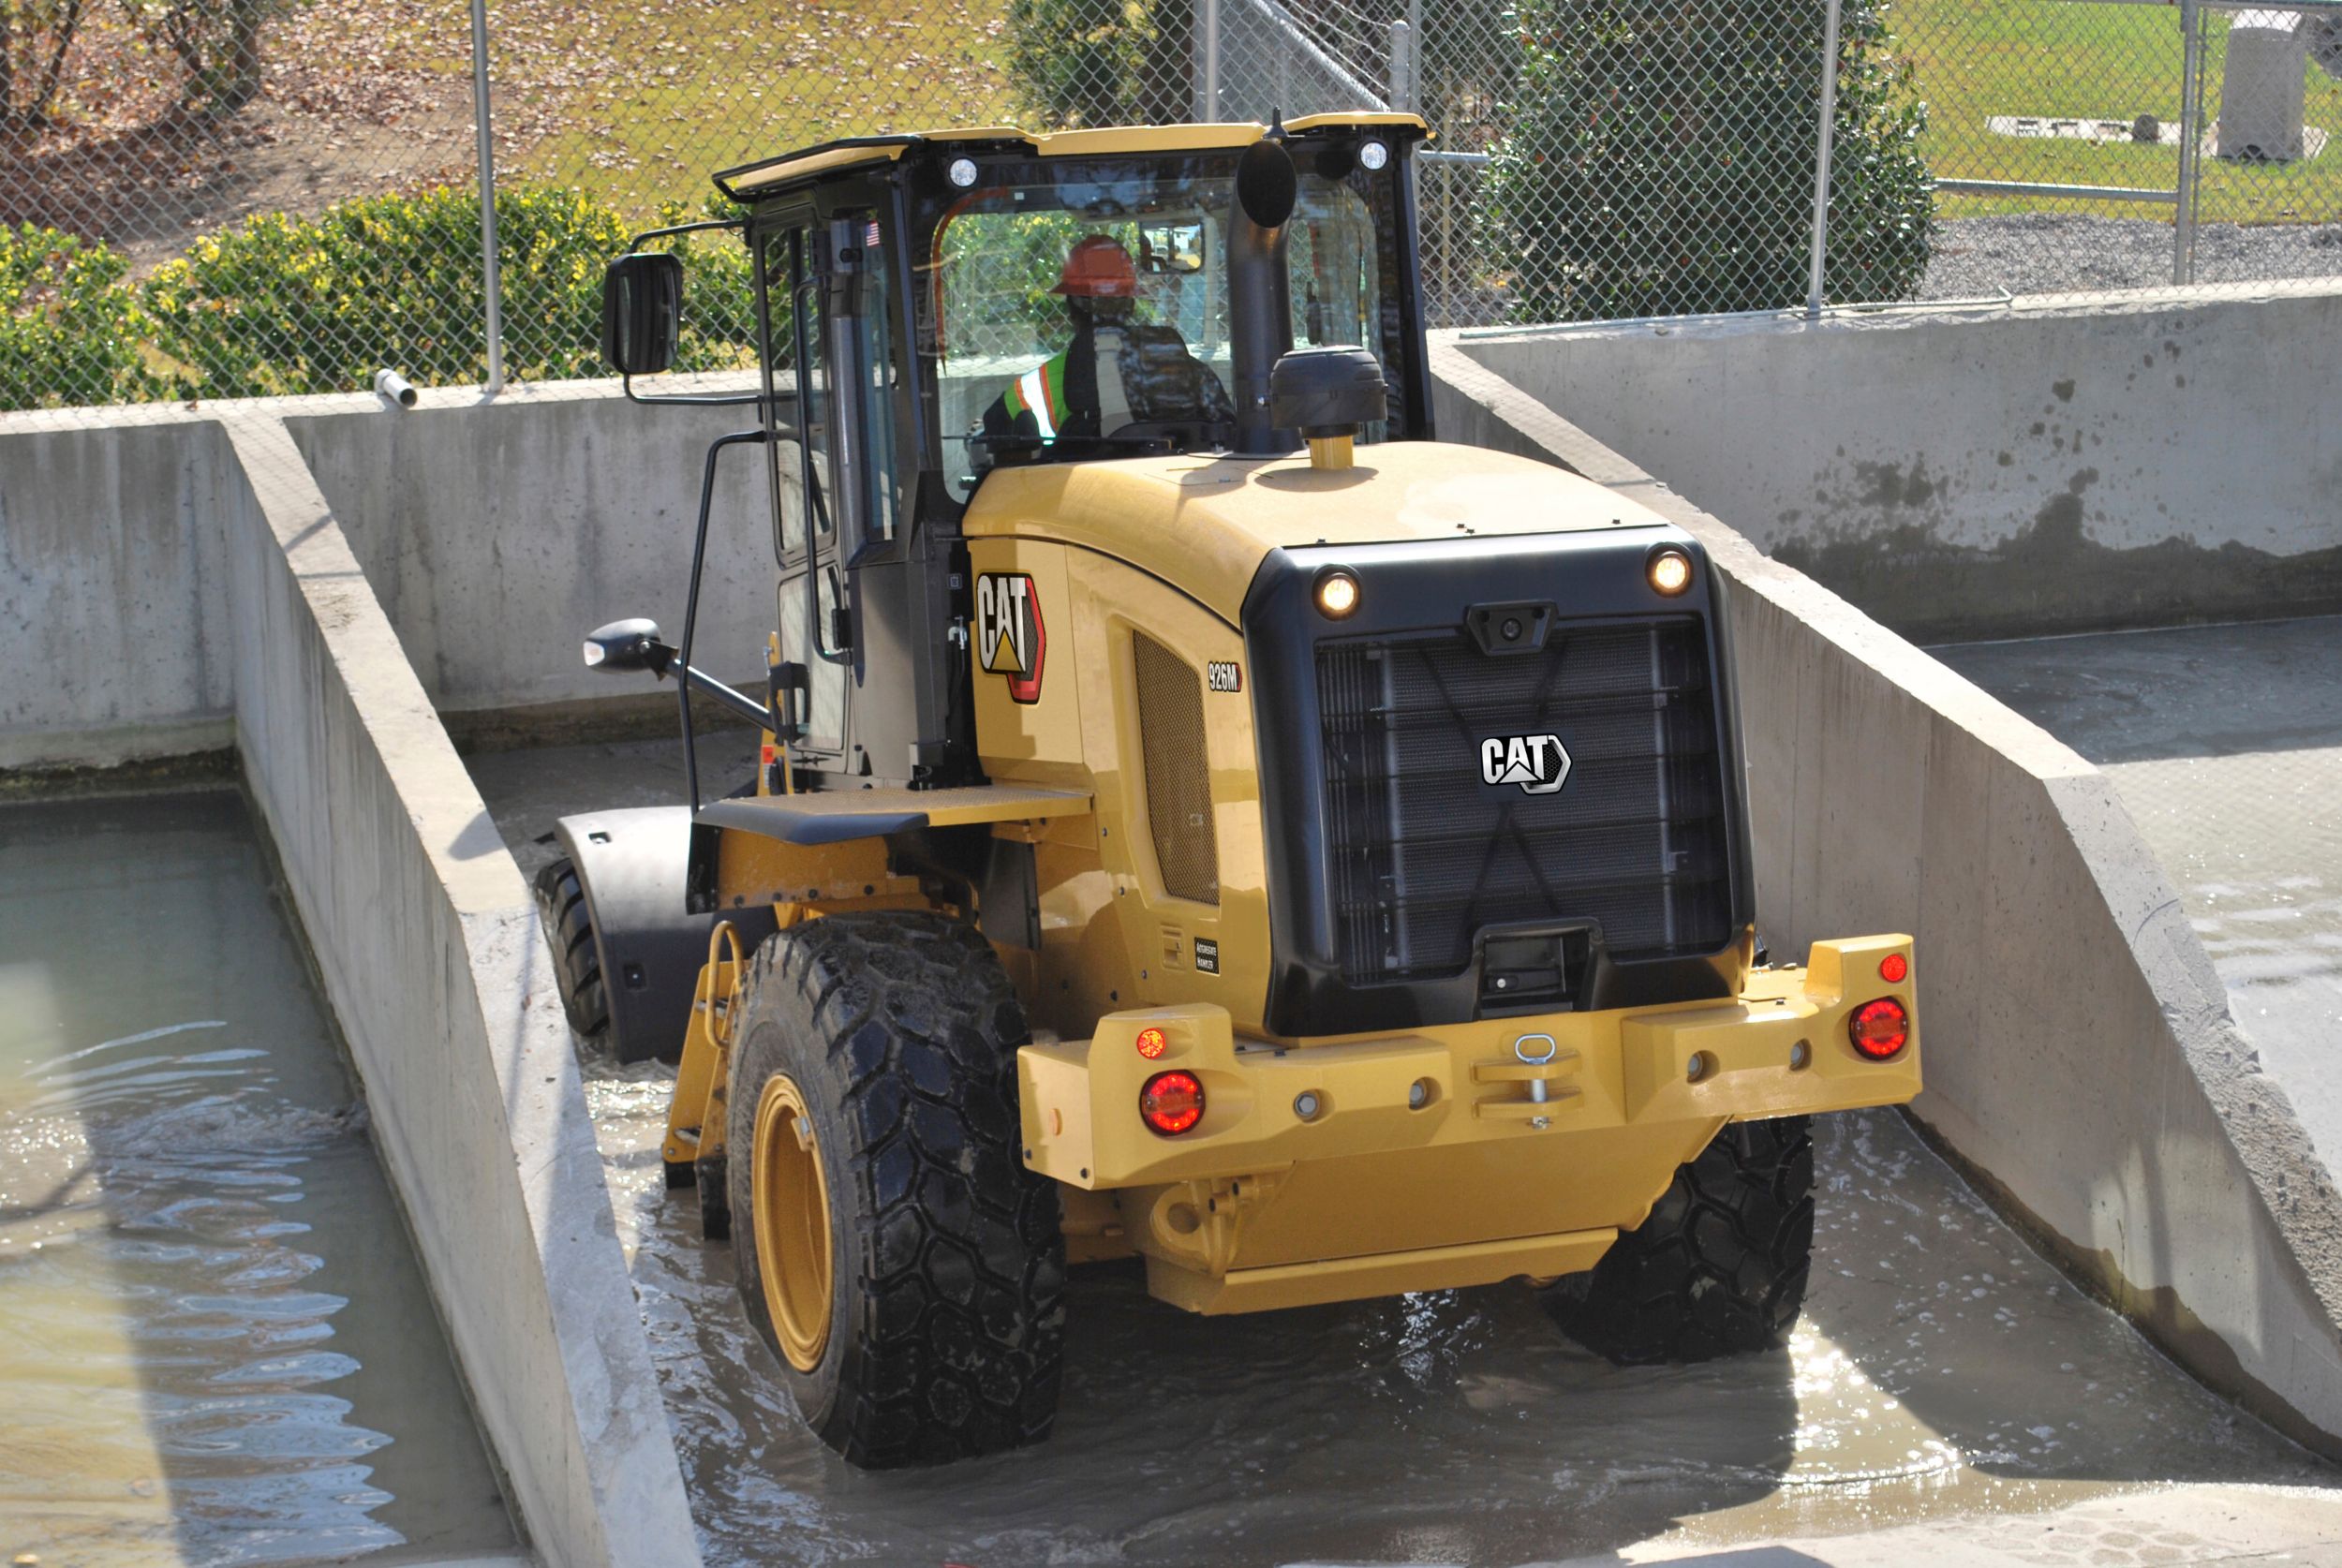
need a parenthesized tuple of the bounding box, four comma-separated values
(1479, 732, 1572, 795)
(975, 572, 1045, 704)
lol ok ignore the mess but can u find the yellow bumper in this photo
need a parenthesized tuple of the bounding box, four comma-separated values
(1016, 936, 1919, 1312)
(1019, 935, 1918, 1191)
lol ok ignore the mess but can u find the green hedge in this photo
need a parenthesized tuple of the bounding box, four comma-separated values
(2, 226, 171, 409)
(2, 185, 756, 411)
(1481, 0, 1934, 322)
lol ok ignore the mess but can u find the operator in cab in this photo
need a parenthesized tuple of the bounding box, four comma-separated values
(981, 234, 1235, 443)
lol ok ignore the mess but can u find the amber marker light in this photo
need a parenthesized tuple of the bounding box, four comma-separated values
(1313, 568, 1361, 619)
(1140, 1071, 1205, 1135)
(1648, 547, 1694, 597)
(1134, 1026, 1169, 1059)
(1879, 953, 1909, 984)
(1849, 998, 1911, 1060)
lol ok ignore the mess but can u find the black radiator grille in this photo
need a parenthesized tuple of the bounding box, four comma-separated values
(1316, 617, 1731, 984)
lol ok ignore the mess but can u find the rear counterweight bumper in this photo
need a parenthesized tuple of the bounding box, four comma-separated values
(1016, 935, 1918, 1313)
(1019, 935, 1919, 1192)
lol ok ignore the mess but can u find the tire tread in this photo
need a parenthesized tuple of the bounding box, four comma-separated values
(1547, 1116, 1815, 1364)
(730, 911, 1063, 1469)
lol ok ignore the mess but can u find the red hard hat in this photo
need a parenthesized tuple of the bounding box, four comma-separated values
(1052, 235, 1137, 299)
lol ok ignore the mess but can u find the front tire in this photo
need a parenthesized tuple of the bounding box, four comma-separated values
(531, 856, 610, 1039)
(1545, 1116, 1816, 1364)
(725, 911, 1065, 1468)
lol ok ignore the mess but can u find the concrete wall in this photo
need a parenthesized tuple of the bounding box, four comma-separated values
(1434, 338, 2342, 1458)
(212, 412, 701, 1568)
(4, 390, 706, 1558)
(1458, 282, 2342, 640)
(283, 378, 776, 729)
(0, 409, 235, 770)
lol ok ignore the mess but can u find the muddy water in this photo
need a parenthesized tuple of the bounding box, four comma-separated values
(0, 791, 515, 1566)
(579, 1067, 2326, 1567)
(467, 734, 2332, 1564)
(1938, 616, 2342, 1176)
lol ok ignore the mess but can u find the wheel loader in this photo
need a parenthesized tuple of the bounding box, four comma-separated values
(541, 112, 1922, 1470)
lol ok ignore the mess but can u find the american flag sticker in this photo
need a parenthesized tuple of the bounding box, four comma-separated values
(865, 220, 882, 249)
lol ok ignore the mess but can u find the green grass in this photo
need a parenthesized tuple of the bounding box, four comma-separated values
(1890, 0, 2342, 224)
(504, 0, 1021, 220)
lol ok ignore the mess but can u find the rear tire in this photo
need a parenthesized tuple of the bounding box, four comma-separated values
(532, 856, 610, 1039)
(1545, 1116, 1815, 1364)
(726, 911, 1065, 1468)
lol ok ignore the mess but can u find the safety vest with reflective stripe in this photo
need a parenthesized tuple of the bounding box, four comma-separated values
(1002, 355, 1070, 438)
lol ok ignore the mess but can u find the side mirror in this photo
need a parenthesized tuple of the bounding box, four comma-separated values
(600, 253, 683, 376)
(583, 617, 673, 674)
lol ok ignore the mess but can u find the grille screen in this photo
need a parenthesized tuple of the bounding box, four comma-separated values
(1134, 632, 1220, 905)
(1316, 617, 1729, 984)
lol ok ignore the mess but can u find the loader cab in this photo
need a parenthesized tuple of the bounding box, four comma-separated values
(602, 117, 1436, 793)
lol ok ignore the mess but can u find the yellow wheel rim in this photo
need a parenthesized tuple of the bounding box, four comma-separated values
(751, 1073, 833, 1372)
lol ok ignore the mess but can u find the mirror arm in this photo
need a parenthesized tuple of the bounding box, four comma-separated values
(677, 664, 774, 731)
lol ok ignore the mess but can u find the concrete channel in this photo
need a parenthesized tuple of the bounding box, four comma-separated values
(1, 788, 518, 1564)
(4, 278, 2340, 1562)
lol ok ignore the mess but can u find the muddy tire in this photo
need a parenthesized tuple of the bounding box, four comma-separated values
(532, 856, 610, 1039)
(726, 911, 1065, 1468)
(1546, 1116, 1815, 1364)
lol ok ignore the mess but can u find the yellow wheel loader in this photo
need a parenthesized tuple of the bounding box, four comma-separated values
(542, 113, 1921, 1470)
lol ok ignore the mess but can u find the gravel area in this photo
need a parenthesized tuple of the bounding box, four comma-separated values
(1920, 212, 2342, 299)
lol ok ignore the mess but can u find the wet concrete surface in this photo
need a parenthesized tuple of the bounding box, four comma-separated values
(1936, 615, 2342, 1178)
(0, 791, 516, 1566)
(471, 735, 2339, 1566)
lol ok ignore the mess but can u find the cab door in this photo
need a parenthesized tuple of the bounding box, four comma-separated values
(757, 218, 845, 763)
(759, 211, 905, 777)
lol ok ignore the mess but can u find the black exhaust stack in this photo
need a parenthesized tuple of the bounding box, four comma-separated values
(1229, 128, 1299, 456)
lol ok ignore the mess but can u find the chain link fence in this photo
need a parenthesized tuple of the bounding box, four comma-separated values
(6, 0, 2339, 409)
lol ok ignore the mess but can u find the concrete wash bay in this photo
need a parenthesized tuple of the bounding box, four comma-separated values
(6, 276, 2342, 1563)
(468, 734, 2342, 1566)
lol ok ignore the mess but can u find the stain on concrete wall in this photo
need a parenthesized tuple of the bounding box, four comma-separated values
(1461, 285, 2342, 640)
(1775, 511, 2342, 643)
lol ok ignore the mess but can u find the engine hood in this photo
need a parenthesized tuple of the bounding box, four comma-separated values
(959, 439, 1668, 625)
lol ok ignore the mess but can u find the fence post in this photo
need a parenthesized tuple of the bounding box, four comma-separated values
(1196, 0, 1222, 121)
(1804, 0, 1845, 318)
(471, 0, 505, 392)
(1388, 20, 1416, 112)
(2175, 0, 2202, 287)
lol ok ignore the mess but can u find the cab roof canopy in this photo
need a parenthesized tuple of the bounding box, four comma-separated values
(712, 113, 1431, 200)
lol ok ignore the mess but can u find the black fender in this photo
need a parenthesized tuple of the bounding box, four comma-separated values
(550, 806, 711, 1066)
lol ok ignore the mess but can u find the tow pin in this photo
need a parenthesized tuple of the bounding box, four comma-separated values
(1515, 1033, 1559, 1130)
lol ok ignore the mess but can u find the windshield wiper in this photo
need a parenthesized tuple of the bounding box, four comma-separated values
(967, 431, 1183, 462)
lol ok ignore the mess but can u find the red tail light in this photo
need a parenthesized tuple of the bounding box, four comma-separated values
(1140, 1071, 1205, 1135)
(1878, 953, 1909, 984)
(1849, 998, 1911, 1060)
